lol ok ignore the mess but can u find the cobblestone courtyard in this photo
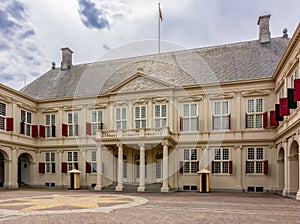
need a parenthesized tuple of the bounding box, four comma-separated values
(0, 189, 299, 223)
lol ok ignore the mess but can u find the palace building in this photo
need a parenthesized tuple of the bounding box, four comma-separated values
(1, 15, 300, 199)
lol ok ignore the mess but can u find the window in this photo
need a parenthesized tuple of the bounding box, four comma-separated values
(67, 112, 79, 136)
(67, 151, 78, 171)
(90, 151, 97, 173)
(135, 106, 146, 128)
(91, 110, 103, 135)
(183, 149, 198, 173)
(0, 102, 6, 130)
(116, 107, 127, 130)
(246, 99, 263, 128)
(154, 104, 167, 128)
(45, 114, 56, 137)
(213, 101, 230, 130)
(246, 148, 264, 174)
(21, 109, 32, 136)
(45, 152, 55, 173)
(278, 88, 284, 101)
(182, 103, 198, 131)
(213, 148, 231, 174)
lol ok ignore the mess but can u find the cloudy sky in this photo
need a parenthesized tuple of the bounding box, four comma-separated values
(0, 0, 299, 90)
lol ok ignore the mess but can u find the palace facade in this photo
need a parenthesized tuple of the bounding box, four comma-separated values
(1, 15, 300, 199)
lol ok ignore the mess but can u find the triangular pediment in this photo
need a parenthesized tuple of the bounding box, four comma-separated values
(109, 73, 173, 93)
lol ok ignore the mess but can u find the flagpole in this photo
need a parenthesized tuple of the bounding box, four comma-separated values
(158, 2, 161, 54)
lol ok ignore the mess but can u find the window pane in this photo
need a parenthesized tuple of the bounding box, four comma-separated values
(222, 116, 229, 129)
(73, 152, 78, 161)
(183, 118, 189, 131)
(45, 153, 50, 162)
(256, 114, 262, 128)
(21, 110, 26, 122)
(135, 107, 140, 119)
(223, 161, 229, 173)
(155, 105, 160, 117)
(214, 162, 221, 173)
(0, 103, 6, 116)
(248, 148, 254, 160)
(191, 162, 197, 173)
(184, 162, 190, 173)
(51, 114, 55, 124)
(191, 149, 197, 160)
(191, 118, 197, 131)
(184, 149, 189, 160)
(27, 112, 32, 123)
(213, 116, 220, 130)
(248, 99, 254, 113)
(155, 119, 160, 128)
(247, 161, 254, 173)
(0, 117, 4, 130)
(215, 148, 221, 160)
(214, 102, 220, 115)
(222, 101, 228, 115)
(256, 161, 263, 173)
(161, 118, 166, 127)
(121, 108, 126, 119)
(51, 152, 55, 162)
(161, 105, 167, 117)
(223, 148, 229, 160)
(141, 106, 146, 119)
(98, 111, 102, 122)
(68, 152, 72, 161)
(91, 151, 96, 161)
(74, 112, 78, 123)
(141, 120, 146, 128)
(183, 104, 189, 117)
(247, 114, 254, 128)
(256, 148, 263, 160)
(46, 115, 50, 125)
(191, 104, 197, 116)
(68, 113, 72, 123)
(256, 99, 263, 113)
(92, 111, 97, 122)
(116, 108, 120, 120)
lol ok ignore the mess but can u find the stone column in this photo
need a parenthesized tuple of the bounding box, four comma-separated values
(138, 143, 146, 192)
(282, 140, 289, 196)
(161, 142, 170, 192)
(95, 145, 103, 191)
(115, 144, 124, 191)
(6, 147, 18, 188)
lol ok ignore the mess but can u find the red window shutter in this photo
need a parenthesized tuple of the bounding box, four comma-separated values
(270, 111, 279, 127)
(86, 162, 91, 173)
(86, 122, 92, 136)
(245, 113, 248, 128)
(6, 118, 13, 131)
(275, 104, 283, 121)
(179, 161, 184, 173)
(294, 79, 300, 101)
(279, 98, 290, 117)
(40, 125, 45, 138)
(62, 124, 68, 137)
(39, 162, 45, 173)
(263, 111, 268, 128)
(62, 162, 68, 173)
(288, 88, 297, 109)
(179, 117, 183, 131)
(32, 125, 38, 137)
(264, 160, 268, 175)
(228, 114, 231, 129)
(211, 161, 215, 173)
(229, 161, 233, 174)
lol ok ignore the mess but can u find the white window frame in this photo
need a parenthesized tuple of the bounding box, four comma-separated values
(45, 114, 56, 138)
(213, 148, 230, 174)
(183, 149, 198, 174)
(45, 152, 55, 173)
(213, 101, 229, 130)
(182, 103, 198, 132)
(154, 104, 167, 128)
(135, 105, 146, 128)
(91, 110, 103, 135)
(67, 111, 79, 136)
(246, 147, 264, 174)
(115, 107, 127, 130)
(0, 102, 6, 130)
(90, 150, 97, 173)
(21, 109, 32, 136)
(246, 98, 264, 129)
(67, 151, 78, 171)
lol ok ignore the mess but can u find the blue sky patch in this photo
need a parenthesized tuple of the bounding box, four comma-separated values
(79, 0, 109, 30)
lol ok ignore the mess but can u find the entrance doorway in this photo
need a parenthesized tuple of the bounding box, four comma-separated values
(18, 153, 32, 186)
(155, 152, 163, 182)
(289, 141, 299, 195)
(277, 148, 285, 193)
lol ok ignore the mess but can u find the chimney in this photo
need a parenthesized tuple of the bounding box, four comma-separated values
(61, 47, 73, 70)
(257, 15, 271, 44)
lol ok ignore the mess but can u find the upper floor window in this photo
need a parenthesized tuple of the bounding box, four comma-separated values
(90, 150, 97, 173)
(135, 106, 146, 128)
(45, 114, 56, 137)
(20, 109, 32, 136)
(183, 149, 198, 173)
(68, 112, 79, 136)
(246, 147, 267, 174)
(181, 103, 198, 131)
(154, 104, 167, 128)
(212, 101, 230, 130)
(0, 102, 6, 130)
(67, 151, 78, 171)
(45, 152, 55, 173)
(246, 99, 263, 129)
(91, 110, 103, 135)
(116, 107, 127, 130)
(212, 148, 232, 174)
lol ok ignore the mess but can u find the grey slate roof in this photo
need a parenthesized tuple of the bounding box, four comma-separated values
(21, 37, 289, 100)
